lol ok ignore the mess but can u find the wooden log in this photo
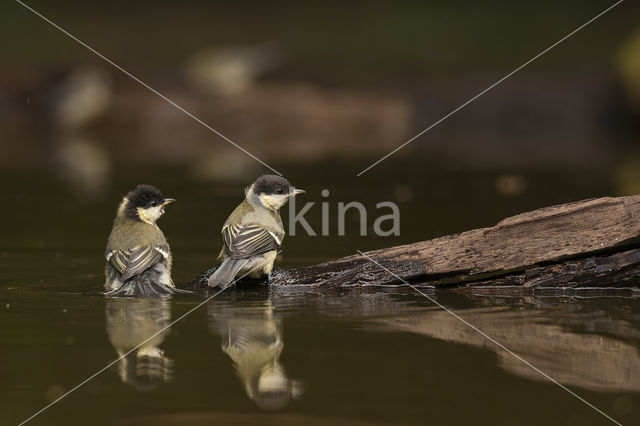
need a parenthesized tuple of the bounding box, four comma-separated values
(184, 196, 640, 290)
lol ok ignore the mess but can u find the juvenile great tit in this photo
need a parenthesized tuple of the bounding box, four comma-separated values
(207, 175, 304, 288)
(104, 184, 178, 297)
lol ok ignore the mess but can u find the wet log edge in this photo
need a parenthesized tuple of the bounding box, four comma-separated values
(184, 195, 640, 292)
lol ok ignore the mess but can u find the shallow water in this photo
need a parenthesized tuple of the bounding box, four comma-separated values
(1, 166, 639, 425)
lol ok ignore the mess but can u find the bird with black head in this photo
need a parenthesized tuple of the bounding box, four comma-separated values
(105, 184, 181, 296)
(208, 175, 304, 289)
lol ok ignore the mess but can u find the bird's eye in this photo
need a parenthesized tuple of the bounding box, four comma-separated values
(150, 200, 157, 207)
(277, 188, 284, 194)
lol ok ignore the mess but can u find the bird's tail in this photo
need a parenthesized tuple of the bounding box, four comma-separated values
(207, 257, 248, 289)
(105, 275, 191, 297)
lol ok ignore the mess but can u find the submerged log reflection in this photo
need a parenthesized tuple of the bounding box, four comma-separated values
(376, 297, 640, 392)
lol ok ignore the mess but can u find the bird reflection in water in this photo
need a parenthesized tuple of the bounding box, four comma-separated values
(208, 300, 303, 409)
(105, 298, 173, 391)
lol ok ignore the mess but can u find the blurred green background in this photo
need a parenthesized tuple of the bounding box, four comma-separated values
(2, 0, 640, 175)
(2, 0, 640, 264)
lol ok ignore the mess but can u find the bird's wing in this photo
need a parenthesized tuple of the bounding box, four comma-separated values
(106, 245, 169, 281)
(222, 223, 281, 259)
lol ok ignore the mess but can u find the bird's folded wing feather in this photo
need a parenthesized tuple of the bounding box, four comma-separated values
(106, 245, 168, 280)
(223, 224, 281, 259)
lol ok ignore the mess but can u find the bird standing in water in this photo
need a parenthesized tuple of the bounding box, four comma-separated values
(208, 175, 304, 289)
(105, 184, 179, 296)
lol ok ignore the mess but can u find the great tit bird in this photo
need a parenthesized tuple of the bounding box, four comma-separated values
(207, 175, 304, 288)
(105, 184, 178, 296)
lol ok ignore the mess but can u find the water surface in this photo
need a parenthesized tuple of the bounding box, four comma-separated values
(1, 167, 639, 425)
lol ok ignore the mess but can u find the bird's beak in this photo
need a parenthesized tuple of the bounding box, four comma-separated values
(162, 198, 176, 206)
(289, 188, 305, 197)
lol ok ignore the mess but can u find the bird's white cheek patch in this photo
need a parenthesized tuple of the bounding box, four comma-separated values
(138, 206, 165, 224)
(259, 194, 289, 211)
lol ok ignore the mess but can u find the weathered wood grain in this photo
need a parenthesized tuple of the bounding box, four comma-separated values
(185, 196, 640, 290)
(457, 247, 640, 289)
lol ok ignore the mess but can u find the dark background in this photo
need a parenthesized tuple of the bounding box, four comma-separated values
(1, 0, 640, 271)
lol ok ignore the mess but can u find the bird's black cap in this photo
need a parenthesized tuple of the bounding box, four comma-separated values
(253, 175, 292, 195)
(125, 184, 167, 220)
